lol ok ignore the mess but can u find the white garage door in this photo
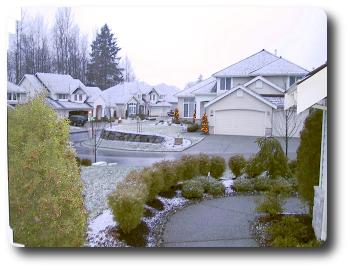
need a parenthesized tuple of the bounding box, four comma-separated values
(214, 109, 266, 136)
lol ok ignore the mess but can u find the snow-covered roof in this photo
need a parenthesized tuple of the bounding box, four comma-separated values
(36, 73, 80, 94)
(204, 85, 277, 109)
(21, 74, 45, 91)
(149, 101, 172, 107)
(56, 100, 93, 110)
(249, 57, 309, 76)
(7, 81, 26, 93)
(175, 77, 217, 97)
(243, 76, 285, 93)
(213, 49, 309, 77)
(263, 96, 285, 109)
(153, 83, 180, 103)
(84, 86, 103, 102)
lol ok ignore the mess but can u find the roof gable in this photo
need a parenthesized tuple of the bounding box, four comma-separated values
(243, 76, 285, 93)
(36, 73, 79, 94)
(204, 85, 277, 109)
(175, 77, 217, 97)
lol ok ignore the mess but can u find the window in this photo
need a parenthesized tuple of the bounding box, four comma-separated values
(7, 93, 20, 101)
(255, 80, 263, 89)
(220, 77, 231, 90)
(74, 95, 77, 101)
(183, 97, 195, 118)
(129, 103, 137, 114)
(58, 94, 68, 100)
(79, 94, 83, 101)
(289, 76, 304, 87)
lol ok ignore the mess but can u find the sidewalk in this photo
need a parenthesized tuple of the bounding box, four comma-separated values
(162, 196, 308, 247)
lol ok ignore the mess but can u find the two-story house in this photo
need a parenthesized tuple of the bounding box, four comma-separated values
(102, 81, 179, 118)
(175, 49, 309, 136)
(18, 73, 108, 120)
(7, 82, 27, 108)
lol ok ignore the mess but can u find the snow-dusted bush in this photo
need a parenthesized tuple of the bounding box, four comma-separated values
(8, 97, 87, 246)
(228, 155, 246, 178)
(209, 156, 226, 179)
(154, 160, 179, 192)
(245, 156, 263, 178)
(180, 155, 200, 180)
(141, 167, 164, 201)
(206, 181, 225, 196)
(198, 153, 211, 176)
(108, 171, 148, 233)
(182, 180, 204, 199)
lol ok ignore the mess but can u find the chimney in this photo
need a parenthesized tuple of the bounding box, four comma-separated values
(274, 49, 277, 56)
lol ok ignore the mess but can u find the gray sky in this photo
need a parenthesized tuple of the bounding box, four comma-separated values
(22, 6, 327, 89)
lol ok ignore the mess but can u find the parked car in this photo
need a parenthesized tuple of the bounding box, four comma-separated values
(69, 115, 87, 126)
(167, 110, 174, 117)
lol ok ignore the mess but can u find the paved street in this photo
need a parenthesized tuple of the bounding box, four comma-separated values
(70, 131, 300, 166)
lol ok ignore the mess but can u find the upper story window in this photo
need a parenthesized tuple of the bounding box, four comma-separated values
(220, 77, 231, 90)
(151, 94, 156, 101)
(58, 94, 69, 100)
(7, 93, 20, 101)
(79, 94, 83, 101)
(159, 95, 165, 100)
(289, 76, 304, 87)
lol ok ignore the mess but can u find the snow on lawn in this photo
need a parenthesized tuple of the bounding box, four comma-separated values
(81, 164, 141, 219)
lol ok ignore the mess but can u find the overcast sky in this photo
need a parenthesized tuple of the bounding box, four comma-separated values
(21, 6, 327, 89)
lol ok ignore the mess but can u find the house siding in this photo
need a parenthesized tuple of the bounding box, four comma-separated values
(245, 79, 283, 95)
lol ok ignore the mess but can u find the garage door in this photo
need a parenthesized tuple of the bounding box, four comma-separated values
(214, 109, 266, 136)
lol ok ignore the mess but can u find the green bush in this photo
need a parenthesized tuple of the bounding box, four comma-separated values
(251, 177, 271, 192)
(154, 160, 179, 192)
(296, 110, 323, 210)
(187, 123, 199, 132)
(108, 172, 148, 233)
(267, 216, 320, 247)
(80, 158, 92, 166)
(141, 168, 164, 201)
(8, 97, 87, 247)
(198, 153, 211, 176)
(288, 160, 297, 176)
(256, 193, 283, 216)
(209, 156, 226, 179)
(254, 137, 290, 178)
(194, 176, 215, 192)
(245, 156, 263, 178)
(207, 181, 225, 196)
(180, 155, 200, 180)
(233, 179, 254, 193)
(228, 155, 247, 178)
(182, 180, 204, 199)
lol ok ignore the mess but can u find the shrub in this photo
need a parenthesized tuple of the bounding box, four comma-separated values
(251, 177, 271, 192)
(228, 155, 246, 178)
(8, 97, 87, 246)
(256, 193, 283, 216)
(207, 181, 225, 196)
(254, 137, 290, 178)
(296, 110, 323, 210)
(267, 216, 320, 247)
(234, 179, 254, 193)
(80, 158, 92, 166)
(154, 160, 178, 192)
(194, 176, 215, 192)
(180, 119, 192, 125)
(141, 167, 164, 202)
(187, 123, 199, 132)
(108, 172, 148, 234)
(245, 156, 263, 178)
(180, 155, 200, 180)
(182, 180, 204, 199)
(198, 153, 211, 176)
(288, 160, 297, 176)
(209, 156, 226, 179)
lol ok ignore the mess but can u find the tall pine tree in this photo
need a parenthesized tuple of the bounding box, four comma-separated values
(87, 24, 123, 89)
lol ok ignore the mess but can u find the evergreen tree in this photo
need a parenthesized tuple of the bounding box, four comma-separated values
(86, 24, 123, 89)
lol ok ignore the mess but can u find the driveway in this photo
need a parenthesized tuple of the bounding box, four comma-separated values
(162, 196, 308, 247)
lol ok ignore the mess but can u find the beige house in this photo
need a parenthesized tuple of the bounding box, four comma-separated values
(175, 49, 309, 136)
(7, 82, 27, 108)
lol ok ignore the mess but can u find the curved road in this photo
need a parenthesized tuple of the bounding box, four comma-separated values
(70, 131, 300, 167)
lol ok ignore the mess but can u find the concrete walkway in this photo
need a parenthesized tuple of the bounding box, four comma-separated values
(162, 196, 308, 247)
